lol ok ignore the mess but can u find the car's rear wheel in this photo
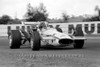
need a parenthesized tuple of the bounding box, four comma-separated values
(9, 30, 21, 49)
(31, 30, 41, 51)
(73, 40, 84, 49)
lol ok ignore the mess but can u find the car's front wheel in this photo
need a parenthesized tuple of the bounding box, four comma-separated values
(9, 30, 21, 49)
(73, 40, 84, 49)
(31, 31, 41, 51)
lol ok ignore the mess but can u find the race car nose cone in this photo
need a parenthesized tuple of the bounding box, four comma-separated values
(59, 38, 73, 44)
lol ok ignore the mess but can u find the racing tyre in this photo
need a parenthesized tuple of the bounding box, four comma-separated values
(73, 40, 84, 49)
(31, 30, 41, 51)
(9, 30, 21, 49)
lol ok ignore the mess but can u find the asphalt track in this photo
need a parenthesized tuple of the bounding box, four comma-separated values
(0, 37, 100, 67)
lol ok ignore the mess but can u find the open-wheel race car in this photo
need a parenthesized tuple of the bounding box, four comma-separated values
(8, 22, 86, 51)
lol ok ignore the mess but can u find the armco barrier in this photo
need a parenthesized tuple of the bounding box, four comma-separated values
(0, 21, 100, 36)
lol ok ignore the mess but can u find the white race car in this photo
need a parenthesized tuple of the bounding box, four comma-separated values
(8, 22, 86, 51)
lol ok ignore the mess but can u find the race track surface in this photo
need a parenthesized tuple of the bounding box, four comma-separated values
(0, 37, 100, 67)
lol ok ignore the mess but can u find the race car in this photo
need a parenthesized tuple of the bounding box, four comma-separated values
(8, 22, 86, 51)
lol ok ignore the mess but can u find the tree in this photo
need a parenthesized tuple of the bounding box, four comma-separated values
(95, 5, 100, 20)
(83, 6, 100, 21)
(8, 18, 21, 24)
(62, 12, 69, 22)
(24, 3, 48, 22)
(0, 15, 11, 24)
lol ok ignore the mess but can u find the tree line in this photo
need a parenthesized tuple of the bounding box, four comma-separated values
(0, 15, 21, 24)
(0, 3, 100, 24)
(0, 3, 69, 24)
(83, 5, 100, 22)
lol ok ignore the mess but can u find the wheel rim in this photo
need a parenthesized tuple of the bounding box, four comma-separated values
(30, 38, 34, 48)
(9, 36, 12, 47)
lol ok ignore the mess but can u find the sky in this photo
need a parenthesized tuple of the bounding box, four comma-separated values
(0, 0, 100, 19)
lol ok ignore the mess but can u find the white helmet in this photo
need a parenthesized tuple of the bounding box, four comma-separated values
(39, 21, 48, 29)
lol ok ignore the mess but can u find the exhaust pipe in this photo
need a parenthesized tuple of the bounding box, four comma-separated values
(59, 38, 73, 44)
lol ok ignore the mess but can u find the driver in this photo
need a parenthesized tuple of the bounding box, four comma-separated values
(39, 21, 48, 32)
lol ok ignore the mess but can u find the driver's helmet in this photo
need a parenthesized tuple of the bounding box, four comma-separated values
(39, 21, 48, 30)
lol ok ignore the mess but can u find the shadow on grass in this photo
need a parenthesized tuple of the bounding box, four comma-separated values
(41, 45, 85, 50)
(19, 44, 86, 51)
